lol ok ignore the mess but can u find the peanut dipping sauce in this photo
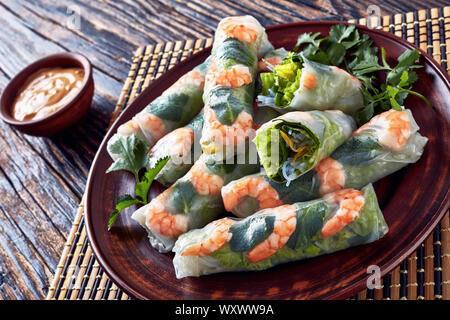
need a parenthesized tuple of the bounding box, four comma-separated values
(12, 67, 85, 121)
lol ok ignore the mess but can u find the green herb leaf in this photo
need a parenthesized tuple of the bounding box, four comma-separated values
(106, 134, 150, 181)
(387, 49, 420, 86)
(287, 201, 326, 249)
(325, 42, 346, 65)
(208, 87, 251, 126)
(135, 156, 169, 203)
(293, 32, 321, 52)
(108, 195, 142, 231)
(329, 24, 356, 44)
(229, 215, 275, 252)
(262, 24, 430, 124)
(107, 155, 169, 231)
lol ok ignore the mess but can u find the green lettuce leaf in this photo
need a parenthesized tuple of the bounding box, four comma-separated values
(259, 52, 303, 108)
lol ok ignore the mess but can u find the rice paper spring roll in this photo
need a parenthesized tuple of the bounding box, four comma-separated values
(173, 184, 388, 278)
(107, 58, 210, 161)
(222, 109, 427, 218)
(200, 16, 272, 160)
(147, 112, 204, 186)
(258, 54, 364, 115)
(253, 110, 356, 184)
(132, 147, 260, 253)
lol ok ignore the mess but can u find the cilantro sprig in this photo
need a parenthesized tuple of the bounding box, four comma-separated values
(106, 134, 169, 231)
(292, 24, 432, 124)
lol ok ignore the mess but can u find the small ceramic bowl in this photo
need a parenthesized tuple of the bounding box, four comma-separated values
(0, 52, 94, 136)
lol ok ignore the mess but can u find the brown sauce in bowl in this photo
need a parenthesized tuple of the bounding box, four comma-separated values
(12, 67, 85, 121)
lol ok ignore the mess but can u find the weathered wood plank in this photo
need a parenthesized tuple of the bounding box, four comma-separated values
(0, 169, 60, 299)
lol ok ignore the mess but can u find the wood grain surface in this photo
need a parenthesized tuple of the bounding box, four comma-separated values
(0, 0, 448, 300)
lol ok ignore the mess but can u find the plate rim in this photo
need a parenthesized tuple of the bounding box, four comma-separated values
(85, 20, 450, 300)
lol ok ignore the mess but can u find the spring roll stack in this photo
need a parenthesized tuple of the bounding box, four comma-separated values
(173, 184, 388, 278)
(146, 48, 287, 187)
(222, 109, 428, 218)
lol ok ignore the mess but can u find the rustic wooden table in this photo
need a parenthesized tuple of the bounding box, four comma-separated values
(0, 0, 447, 300)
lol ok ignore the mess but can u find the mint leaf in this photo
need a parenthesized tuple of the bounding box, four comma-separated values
(108, 195, 142, 231)
(135, 156, 169, 203)
(229, 215, 275, 252)
(106, 134, 150, 181)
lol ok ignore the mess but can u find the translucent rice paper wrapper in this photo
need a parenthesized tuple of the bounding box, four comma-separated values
(107, 58, 210, 161)
(257, 56, 364, 116)
(257, 47, 290, 72)
(221, 108, 428, 219)
(201, 16, 271, 161)
(173, 184, 388, 278)
(147, 112, 204, 186)
(330, 108, 427, 189)
(213, 15, 273, 59)
(254, 110, 356, 184)
(133, 144, 260, 253)
(132, 206, 177, 253)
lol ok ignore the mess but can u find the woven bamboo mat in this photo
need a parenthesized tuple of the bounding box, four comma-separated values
(46, 7, 450, 300)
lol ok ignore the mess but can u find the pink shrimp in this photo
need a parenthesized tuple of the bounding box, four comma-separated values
(221, 177, 283, 213)
(133, 111, 166, 142)
(315, 157, 346, 195)
(185, 156, 224, 195)
(202, 107, 253, 154)
(181, 218, 235, 256)
(257, 57, 283, 72)
(301, 70, 317, 90)
(331, 66, 360, 82)
(117, 118, 141, 136)
(321, 189, 366, 237)
(247, 205, 297, 263)
(218, 16, 260, 43)
(353, 110, 411, 152)
(150, 127, 194, 160)
(164, 69, 205, 95)
(146, 188, 189, 238)
(205, 60, 252, 88)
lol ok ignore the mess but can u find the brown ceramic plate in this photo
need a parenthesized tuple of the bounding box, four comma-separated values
(85, 22, 450, 300)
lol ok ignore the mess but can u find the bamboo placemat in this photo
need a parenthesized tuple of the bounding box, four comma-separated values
(46, 7, 450, 300)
